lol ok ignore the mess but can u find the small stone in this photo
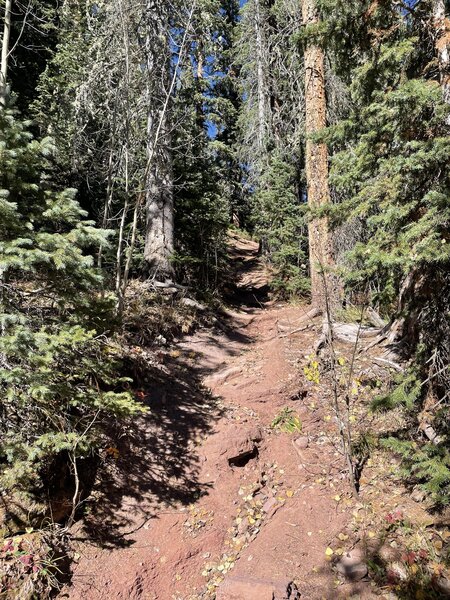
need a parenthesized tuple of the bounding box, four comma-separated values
(437, 577, 450, 598)
(336, 551, 368, 582)
(294, 437, 309, 449)
(388, 561, 408, 582)
(237, 519, 249, 534)
(411, 487, 426, 503)
(263, 497, 277, 513)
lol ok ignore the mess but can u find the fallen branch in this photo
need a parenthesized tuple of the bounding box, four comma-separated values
(279, 323, 315, 338)
(371, 356, 404, 372)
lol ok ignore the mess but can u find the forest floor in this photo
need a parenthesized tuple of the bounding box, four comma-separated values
(59, 234, 450, 600)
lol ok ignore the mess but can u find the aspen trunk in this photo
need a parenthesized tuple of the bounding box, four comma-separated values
(0, 0, 12, 106)
(302, 0, 342, 312)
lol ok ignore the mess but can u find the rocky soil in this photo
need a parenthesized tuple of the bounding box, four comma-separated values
(58, 237, 450, 600)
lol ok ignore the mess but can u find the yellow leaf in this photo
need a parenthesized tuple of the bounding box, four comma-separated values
(286, 490, 294, 498)
(325, 547, 334, 556)
(368, 531, 376, 538)
(334, 495, 341, 502)
(338, 533, 348, 541)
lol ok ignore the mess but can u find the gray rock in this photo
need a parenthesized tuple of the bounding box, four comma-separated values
(180, 297, 207, 311)
(437, 577, 450, 598)
(336, 551, 368, 582)
(411, 487, 426, 503)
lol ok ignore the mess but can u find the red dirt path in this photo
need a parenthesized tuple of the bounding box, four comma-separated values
(59, 237, 370, 600)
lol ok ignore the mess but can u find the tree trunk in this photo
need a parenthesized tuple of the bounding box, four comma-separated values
(434, 0, 450, 119)
(143, 3, 174, 280)
(144, 151, 174, 280)
(302, 0, 342, 313)
(255, 0, 268, 153)
(0, 0, 12, 106)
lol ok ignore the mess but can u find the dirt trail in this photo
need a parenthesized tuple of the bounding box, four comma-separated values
(60, 236, 364, 600)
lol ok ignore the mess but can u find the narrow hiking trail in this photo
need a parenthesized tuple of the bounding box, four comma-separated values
(60, 236, 367, 600)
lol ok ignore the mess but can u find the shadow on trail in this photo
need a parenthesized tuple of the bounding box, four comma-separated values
(77, 322, 253, 550)
(311, 532, 448, 600)
(75, 233, 266, 550)
(224, 234, 271, 309)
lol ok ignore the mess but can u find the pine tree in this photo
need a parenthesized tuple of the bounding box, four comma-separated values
(321, 0, 450, 503)
(0, 109, 143, 500)
(236, 0, 308, 297)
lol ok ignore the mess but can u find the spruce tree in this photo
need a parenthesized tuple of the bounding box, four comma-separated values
(321, 0, 450, 503)
(0, 109, 143, 503)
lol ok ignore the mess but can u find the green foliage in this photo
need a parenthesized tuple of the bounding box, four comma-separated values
(271, 407, 302, 434)
(372, 373, 421, 412)
(375, 371, 450, 504)
(381, 437, 450, 506)
(252, 153, 309, 298)
(0, 110, 144, 494)
(172, 66, 231, 289)
(322, 1, 450, 506)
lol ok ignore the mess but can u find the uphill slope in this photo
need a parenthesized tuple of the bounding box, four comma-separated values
(60, 235, 359, 600)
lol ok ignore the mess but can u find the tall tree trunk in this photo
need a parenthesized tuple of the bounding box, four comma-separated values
(302, 0, 341, 313)
(0, 0, 12, 106)
(255, 0, 267, 153)
(434, 0, 450, 119)
(143, 3, 174, 280)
